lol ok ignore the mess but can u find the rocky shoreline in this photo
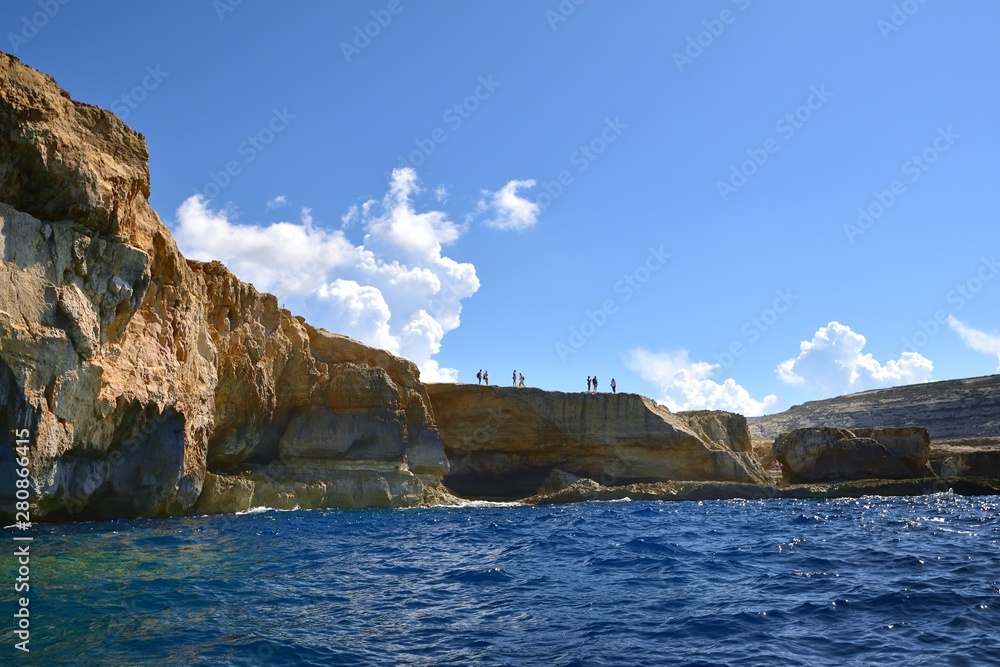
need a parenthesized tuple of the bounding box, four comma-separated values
(2, 52, 1000, 523)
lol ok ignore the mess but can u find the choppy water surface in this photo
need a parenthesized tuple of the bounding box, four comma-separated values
(4, 494, 999, 666)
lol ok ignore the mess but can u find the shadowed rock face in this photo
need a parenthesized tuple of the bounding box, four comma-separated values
(749, 375, 1000, 440)
(426, 384, 768, 499)
(0, 53, 449, 521)
(773, 427, 930, 484)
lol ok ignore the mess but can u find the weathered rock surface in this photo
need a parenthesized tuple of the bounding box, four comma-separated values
(426, 384, 768, 499)
(749, 375, 1000, 440)
(0, 53, 447, 521)
(195, 462, 460, 515)
(773, 427, 930, 484)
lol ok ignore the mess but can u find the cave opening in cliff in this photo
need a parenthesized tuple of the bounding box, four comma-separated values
(72, 403, 187, 521)
(443, 466, 556, 501)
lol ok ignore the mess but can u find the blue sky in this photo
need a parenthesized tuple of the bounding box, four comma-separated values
(4, 0, 999, 414)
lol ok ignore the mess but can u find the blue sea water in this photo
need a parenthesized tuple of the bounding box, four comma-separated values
(3, 494, 999, 666)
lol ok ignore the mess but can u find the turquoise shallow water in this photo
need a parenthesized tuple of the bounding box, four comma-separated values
(2, 493, 999, 666)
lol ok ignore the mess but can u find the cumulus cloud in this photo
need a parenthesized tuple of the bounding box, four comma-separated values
(480, 179, 540, 231)
(316, 279, 397, 354)
(625, 348, 778, 417)
(173, 168, 480, 380)
(776, 321, 933, 394)
(266, 195, 287, 208)
(948, 316, 1000, 370)
(174, 197, 359, 295)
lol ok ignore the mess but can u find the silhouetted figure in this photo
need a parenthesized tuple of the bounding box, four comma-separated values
(593, 376, 598, 392)
(477, 369, 483, 385)
(484, 371, 489, 385)
(587, 376, 592, 392)
(513, 370, 517, 386)
(611, 378, 616, 393)
(519, 373, 525, 387)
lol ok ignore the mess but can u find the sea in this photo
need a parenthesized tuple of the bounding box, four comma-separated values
(3, 493, 999, 666)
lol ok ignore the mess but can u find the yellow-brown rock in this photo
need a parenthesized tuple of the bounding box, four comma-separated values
(426, 384, 767, 498)
(0, 52, 447, 521)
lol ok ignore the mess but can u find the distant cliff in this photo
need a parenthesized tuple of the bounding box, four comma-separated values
(427, 384, 767, 498)
(748, 375, 1000, 441)
(0, 52, 450, 521)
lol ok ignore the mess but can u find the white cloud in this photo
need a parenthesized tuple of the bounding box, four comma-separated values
(266, 195, 287, 208)
(173, 168, 481, 381)
(480, 179, 540, 231)
(174, 195, 359, 296)
(625, 348, 778, 417)
(316, 279, 397, 354)
(949, 316, 1000, 370)
(776, 321, 933, 394)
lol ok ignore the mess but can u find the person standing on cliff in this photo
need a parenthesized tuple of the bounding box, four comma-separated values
(513, 370, 517, 386)
(484, 370, 489, 385)
(593, 376, 598, 392)
(519, 373, 525, 387)
(587, 376, 592, 392)
(477, 370, 483, 385)
(611, 378, 616, 393)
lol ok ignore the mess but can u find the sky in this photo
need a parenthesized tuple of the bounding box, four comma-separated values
(3, 0, 999, 415)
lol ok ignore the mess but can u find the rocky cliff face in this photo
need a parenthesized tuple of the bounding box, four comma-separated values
(748, 375, 1000, 441)
(0, 53, 449, 520)
(426, 384, 767, 498)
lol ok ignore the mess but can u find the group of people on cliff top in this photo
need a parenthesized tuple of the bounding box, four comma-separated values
(587, 376, 616, 393)
(476, 370, 526, 387)
(475, 370, 616, 393)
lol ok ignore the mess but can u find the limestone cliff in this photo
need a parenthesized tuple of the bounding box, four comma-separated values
(0, 52, 449, 520)
(748, 375, 1000, 440)
(426, 384, 768, 498)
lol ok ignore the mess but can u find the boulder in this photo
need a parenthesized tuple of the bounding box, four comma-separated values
(773, 426, 930, 484)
